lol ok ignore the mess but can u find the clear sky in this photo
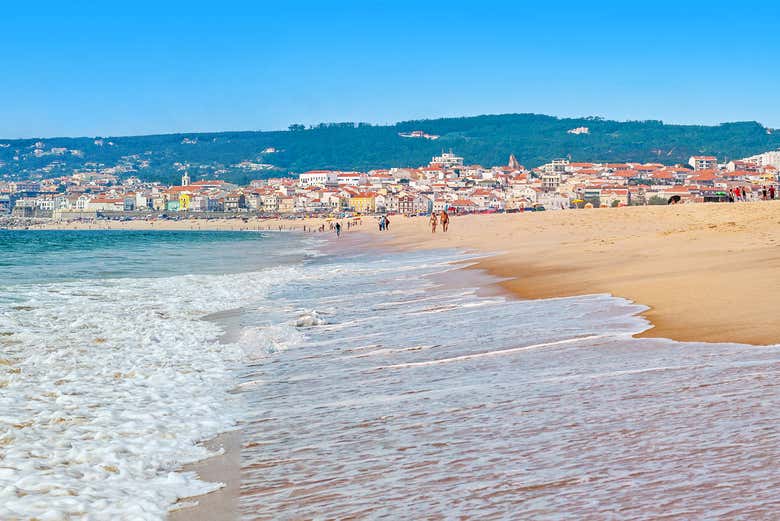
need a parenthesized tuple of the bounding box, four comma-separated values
(2, 1, 779, 138)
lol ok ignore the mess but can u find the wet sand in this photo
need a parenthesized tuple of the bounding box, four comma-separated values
(168, 431, 241, 521)
(359, 203, 780, 346)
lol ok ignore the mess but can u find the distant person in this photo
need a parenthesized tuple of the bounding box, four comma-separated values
(378, 216, 385, 231)
(335, 222, 341, 238)
(734, 187, 741, 201)
(771, 186, 776, 200)
(430, 212, 438, 234)
(440, 210, 449, 232)
(384, 215, 390, 231)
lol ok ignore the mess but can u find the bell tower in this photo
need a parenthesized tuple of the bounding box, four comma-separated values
(181, 171, 190, 186)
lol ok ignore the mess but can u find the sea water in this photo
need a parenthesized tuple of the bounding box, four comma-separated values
(0, 230, 312, 519)
(4, 230, 780, 519)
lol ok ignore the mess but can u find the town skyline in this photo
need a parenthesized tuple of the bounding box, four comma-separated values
(4, 145, 780, 221)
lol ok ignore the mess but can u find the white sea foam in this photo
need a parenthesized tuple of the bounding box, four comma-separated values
(237, 324, 305, 359)
(0, 235, 658, 519)
(293, 309, 329, 328)
(0, 264, 304, 520)
(379, 334, 608, 369)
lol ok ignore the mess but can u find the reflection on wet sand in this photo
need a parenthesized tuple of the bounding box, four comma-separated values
(233, 250, 780, 520)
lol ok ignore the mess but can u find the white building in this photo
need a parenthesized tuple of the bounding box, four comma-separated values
(541, 173, 562, 192)
(740, 150, 780, 169)
(689, 156, 717, 171)
(337, 173, 368, 186)
(299, 170, 339, 187)
(430, 151, 464, 168)
(512, 186, 538, 203)
(542, 159, 569, 175)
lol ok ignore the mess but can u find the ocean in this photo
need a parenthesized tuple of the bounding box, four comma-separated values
(3, 229, 780, 519)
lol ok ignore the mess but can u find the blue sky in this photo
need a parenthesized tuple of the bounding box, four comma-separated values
(2, 1, 779, 138)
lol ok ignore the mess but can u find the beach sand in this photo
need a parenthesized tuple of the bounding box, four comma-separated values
(361, 203, 780, 346)
(26, 205, 780, 345)
(168, 431, 241, 521)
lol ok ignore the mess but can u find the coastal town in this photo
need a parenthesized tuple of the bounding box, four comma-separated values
(3, 147, 780, 223)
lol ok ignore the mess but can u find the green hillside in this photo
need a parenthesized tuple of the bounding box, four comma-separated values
(2, 114, 778, 185)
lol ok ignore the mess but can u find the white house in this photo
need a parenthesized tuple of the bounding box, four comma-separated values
(337, 173, 368, 186)
(689, 156, 717, 171)
(299, 170, 339, 187)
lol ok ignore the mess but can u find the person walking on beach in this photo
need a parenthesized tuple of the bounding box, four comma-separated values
(384, 215, 390, 231)
(378, 216, 385, 231)
(440, 210, 449, 232)
(335, 221, 342, 238)
(430, 212, 438, 234)
(771, 185, 776, 200)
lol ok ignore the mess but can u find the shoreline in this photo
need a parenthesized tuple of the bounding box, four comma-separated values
(165, 305, 255, 521)
(15, 205, 780, 346)
(168, 430, 241, 521)
(350, 204, 780, 346)
(4, 216, 365, 234)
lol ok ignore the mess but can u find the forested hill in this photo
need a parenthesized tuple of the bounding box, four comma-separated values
(3, 114, 779, 185)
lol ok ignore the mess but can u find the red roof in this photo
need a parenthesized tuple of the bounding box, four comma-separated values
(690, 170, 716, 181)
(451, 199, 476, 206)
(724, 170, 752, 178)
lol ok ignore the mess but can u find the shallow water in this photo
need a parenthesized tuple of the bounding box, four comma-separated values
(235, 248, 780, 520)
(3, 230, 780, 519)
(0, 230, 312, 519)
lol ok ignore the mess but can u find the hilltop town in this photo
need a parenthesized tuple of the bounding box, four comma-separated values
(3, 148, 780, 223)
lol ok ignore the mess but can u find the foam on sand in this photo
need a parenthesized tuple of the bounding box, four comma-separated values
(0, 265, 302, 520)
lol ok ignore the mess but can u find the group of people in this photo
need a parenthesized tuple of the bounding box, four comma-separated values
(729, 185, 777, 202)
(430, 210, 450, 233)
(378, 215, 391, 231)
(331, 211, 451, 237)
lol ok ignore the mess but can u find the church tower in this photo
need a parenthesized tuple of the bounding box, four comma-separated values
(181, 171, 190, 186)
(508, 154, 520, 170)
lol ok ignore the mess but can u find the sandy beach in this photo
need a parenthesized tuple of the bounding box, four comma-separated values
(360, 203, 780, 346)
(11, 202, 780, 519)
(25, 203, 780, 347)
